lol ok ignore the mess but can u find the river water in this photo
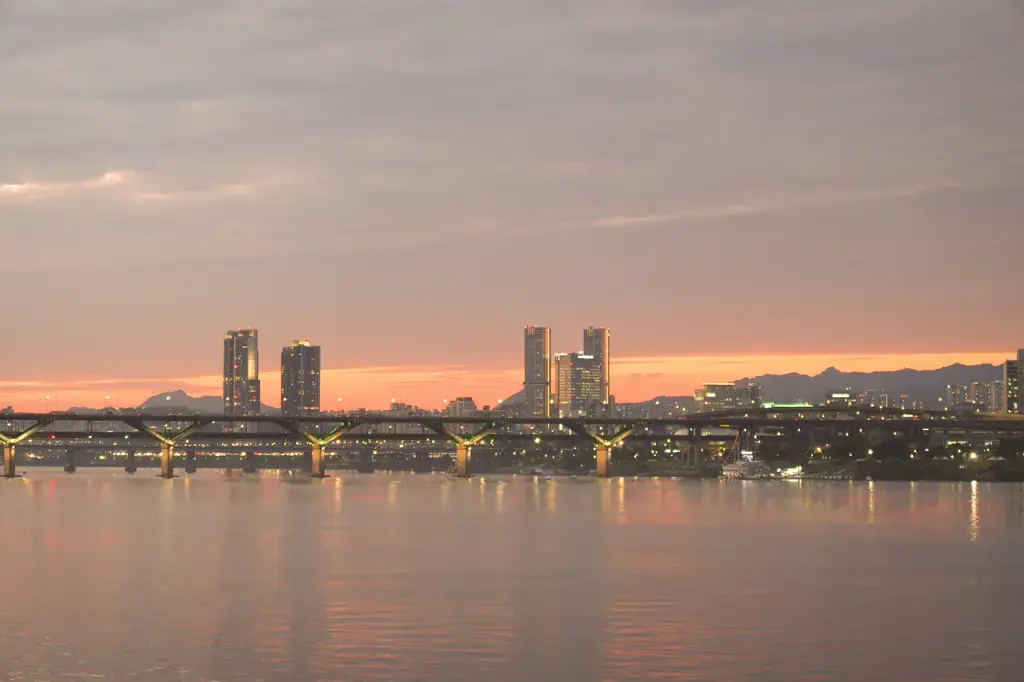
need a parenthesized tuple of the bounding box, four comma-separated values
(2, 469, 1023, 681)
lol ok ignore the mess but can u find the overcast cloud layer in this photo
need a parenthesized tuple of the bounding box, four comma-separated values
(1, 0, 1022, 406)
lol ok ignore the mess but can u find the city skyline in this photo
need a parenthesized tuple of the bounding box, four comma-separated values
(0, 342, 1014, 412)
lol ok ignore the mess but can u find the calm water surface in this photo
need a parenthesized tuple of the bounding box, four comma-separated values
(2, 469, 1024, 681)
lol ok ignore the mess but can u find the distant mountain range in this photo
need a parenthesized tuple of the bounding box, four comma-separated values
(87, 363, 1002, 416)
(737, 363, 1002, 404)
(628, 363, 1002, 411)
(135, 390, 280, 415)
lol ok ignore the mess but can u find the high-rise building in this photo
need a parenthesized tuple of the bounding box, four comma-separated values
(524, 326, 552, 418)
(569, 352, 602, 417)
(583, 327, 610, 407)
(554, 353, 573, 418)
(443, 397, 478, 419)
(281, 339, 321, 417)
(745, 382, 762, 409)
(990, 381, 1004, 415)
(946, 384, 969, 407)
(1004, 354, 1022, 414)
(224, 329, 260, 418)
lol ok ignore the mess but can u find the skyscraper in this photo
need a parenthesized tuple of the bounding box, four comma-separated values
(946, 384, 969, 407)
(281, 339, 321, 417)
(554, 352, 573, 418)
(990, 381, 1004, 415)
(1004, 352, 1022, 414)
(524, 326, 551, 418)
(583, 327, 610, 407)
(569, 352, 602, 417)
(224, 329, 260, 420)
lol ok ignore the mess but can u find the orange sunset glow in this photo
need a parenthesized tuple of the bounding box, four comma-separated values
(0, 351, 1011, 412)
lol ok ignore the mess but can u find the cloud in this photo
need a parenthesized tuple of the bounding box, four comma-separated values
(0, 0, 1021, 380)
(0, 170, 132, 199)
(0, 169, 261, 205)
(584, 182, 970, 231)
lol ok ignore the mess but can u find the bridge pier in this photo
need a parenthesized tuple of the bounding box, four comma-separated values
(125, 449, 137, 474)
(456, 444, 472, 477)
(595, 445, 612, 478)
(243, 451, 258, 473)
(184, 451, 197, 474)
(355, 449, 375, 473)
(64, 449, 77, 473)
(311, 443, 327, 478)
(691, 429, 703, 468)
(3, 443, 16, 478)
(159, 442, 174, 478)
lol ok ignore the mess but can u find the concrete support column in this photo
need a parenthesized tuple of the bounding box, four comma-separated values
(3, 443, 15, 478)
(160, 442, 174, 479)
(596, 445, 612, 478)
(456, 444, 472, 477)
(125, 449, 137, 474)
(243, 451, 257, 473)
(692, 429, 703, 468)
(356, 449, 375, 473)
(184, 451, 197, 474)
(64, 450, 77, 473)
(311, 443, 326, 478)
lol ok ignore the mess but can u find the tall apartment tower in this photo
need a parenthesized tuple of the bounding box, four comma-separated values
(224, 329, 260, 418)
(569, 352, 602, 417)
(281, 339, 321, 417)
(583, 326, 610, 407)
(554, 352, 573, 418)
(1004, 351, 1023, 414)
(524, 326, 552, 418)
(990, 381, 1004, 415)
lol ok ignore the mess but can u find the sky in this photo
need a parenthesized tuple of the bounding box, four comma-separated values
(1, 0, 1022, 410)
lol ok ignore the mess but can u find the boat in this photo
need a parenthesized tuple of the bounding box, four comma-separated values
(721, 458, 772, 480)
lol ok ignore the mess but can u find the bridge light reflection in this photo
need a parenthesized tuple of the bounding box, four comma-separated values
(969, 480, 980, 541)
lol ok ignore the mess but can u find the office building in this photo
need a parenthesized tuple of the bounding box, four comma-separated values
(524, 326, 552, 418)
(583, 327, 610, 407)
(281, 339, 321, 417)
(697, 383, 746, 412)
(223, 329, 260, 418)
(569, 352, 603, 417)
(824, 389, 856, 408)
(745, 382, 762, 409)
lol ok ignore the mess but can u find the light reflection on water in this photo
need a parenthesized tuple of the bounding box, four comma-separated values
(2, 469, 1024, 681)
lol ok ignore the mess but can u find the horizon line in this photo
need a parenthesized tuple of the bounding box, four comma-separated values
(0, 350, 1014, 411)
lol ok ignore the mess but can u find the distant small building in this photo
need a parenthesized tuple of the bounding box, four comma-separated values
(824, 389, 856, 408)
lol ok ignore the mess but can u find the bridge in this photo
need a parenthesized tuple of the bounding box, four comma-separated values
(2, 407, 1022, 479)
